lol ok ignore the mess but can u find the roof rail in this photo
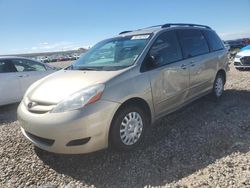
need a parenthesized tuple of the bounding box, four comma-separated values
(118, 23, 211, 35)
(143, 25, 162, 29)
(119, 25, 161, 35)
(161, 23, 211, 29)
(119, 30, 133, 35)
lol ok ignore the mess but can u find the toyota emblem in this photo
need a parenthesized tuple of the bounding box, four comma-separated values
(27, 102, 33, 109)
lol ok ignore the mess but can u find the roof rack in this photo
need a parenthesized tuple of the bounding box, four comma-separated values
(119, 30, 133, 35)
(119, 23, 211, 35)
(161, 23, 211, 29)
(143, 25, 163, 29)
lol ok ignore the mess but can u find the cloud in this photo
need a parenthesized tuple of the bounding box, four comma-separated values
(219, 30, 250, 40)
(28, 41, 84, 53)
(39, 42, 49, 45)
(0, 41, 88, 55)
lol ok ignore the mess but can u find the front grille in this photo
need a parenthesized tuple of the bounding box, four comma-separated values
(234, 61, 241, 66)
(27, 101, 56, 114)
(25, 131, 55, 146)
(240, 56, 250, 65)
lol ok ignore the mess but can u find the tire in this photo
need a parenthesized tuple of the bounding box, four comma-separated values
(212, 73, 225, 98)
(110, 105, 149, 151)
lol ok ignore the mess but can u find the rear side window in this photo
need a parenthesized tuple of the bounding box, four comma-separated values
(203, 30, 224, 51)
(11, 59, 46, 72)
(0, 60, 6, 73)
(149, 31, 182, 66)
(178, 29, 209, 58)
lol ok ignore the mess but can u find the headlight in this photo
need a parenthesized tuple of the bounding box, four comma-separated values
(235, 55, 242, 59)
(51, 84, 105, 113)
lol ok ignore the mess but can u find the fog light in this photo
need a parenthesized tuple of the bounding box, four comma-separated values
(66, 137, 91, 146)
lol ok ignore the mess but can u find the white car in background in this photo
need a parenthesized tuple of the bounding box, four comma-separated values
(0, 56, 57, 106)
(234, 50, 250, 70)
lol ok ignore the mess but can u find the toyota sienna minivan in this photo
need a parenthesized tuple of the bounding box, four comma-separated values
(18, 23, 229, 154)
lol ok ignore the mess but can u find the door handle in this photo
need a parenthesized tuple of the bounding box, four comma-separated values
(180, 64, 187, 70)
(18, 74, 29, 78)
(190, 61, 196, 67)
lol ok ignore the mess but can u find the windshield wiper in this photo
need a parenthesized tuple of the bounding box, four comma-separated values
(66, 65, 103, 71)
(78, 67, 98, 70)
(76, 66, 104, 71)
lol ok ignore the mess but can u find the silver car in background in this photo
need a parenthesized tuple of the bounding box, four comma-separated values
(0, 57, 56, 106)
(18, 23, 229, 154)
(234, 49, 250, 70)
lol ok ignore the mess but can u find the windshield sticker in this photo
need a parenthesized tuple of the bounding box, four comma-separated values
(131, 35, 150, 40)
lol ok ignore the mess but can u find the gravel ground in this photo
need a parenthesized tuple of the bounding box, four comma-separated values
(0, 62, 250, 188)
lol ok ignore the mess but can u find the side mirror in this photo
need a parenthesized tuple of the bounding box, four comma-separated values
(142, 54, 160, 71)
(148, 54, 160, 67)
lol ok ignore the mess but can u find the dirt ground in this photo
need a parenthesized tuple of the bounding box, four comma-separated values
(0, 62, 249, 188)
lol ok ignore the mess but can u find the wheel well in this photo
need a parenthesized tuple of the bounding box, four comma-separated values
(115, 98, 152, 124)
(108, 97, 152, 145)
(217, 69, 226, 84)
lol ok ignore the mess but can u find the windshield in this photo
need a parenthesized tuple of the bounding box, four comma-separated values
(70, 34, 151, 71)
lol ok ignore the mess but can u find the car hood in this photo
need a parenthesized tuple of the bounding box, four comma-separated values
(28, 69, 124, 104)
(237, 49, 250, 57)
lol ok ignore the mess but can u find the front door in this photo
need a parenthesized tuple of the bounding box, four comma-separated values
(11, 59, 49, 94)
(144, 31, 189, 117)
(0, 59, 22, 105)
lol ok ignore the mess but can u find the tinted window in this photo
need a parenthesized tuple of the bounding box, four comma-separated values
(0, 60, 17, 73)
(11, 59, 46, 72)
(203, 30, 224, 51)
(178, 29, 209, 58)
(149, 31, 182, 66)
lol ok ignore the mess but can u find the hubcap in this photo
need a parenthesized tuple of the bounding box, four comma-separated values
(215, 77, 224, 97)
(120, 112, 143, 145)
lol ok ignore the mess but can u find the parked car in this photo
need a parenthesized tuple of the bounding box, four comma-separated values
(49, 56, 58, 62)
(57, 56, 67, 62)
(73, 54, 80, 60)
(226, 39, 248, 50)
(68, 55, 77, 61)
(234, 49, 250, 70)
(40, 56, 50, 63)
(0, 57, 57, 106)
(18, 23, 229, 154)
(240, 45, 250, 52)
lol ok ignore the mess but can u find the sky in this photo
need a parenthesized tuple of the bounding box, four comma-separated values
(0, 0, 250, 55)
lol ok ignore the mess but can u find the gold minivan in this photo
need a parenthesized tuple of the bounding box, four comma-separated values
(18, 23, 229, 154)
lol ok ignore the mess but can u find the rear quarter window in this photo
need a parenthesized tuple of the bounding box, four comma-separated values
(203, 30, 224, 51)
(178, 29, 209, 58)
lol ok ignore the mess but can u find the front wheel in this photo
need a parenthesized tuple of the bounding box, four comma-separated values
(212, 73, 225, 98)
(110, 105, 148, 151)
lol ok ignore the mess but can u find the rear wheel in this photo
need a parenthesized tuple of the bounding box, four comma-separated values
(212, 73, 225, 98)
(110, 105, 148, 151)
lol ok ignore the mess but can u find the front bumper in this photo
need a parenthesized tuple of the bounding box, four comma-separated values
(234, 56, 250, 68)
(234, 61, 250, 68)
(18, 100, 120, 154)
